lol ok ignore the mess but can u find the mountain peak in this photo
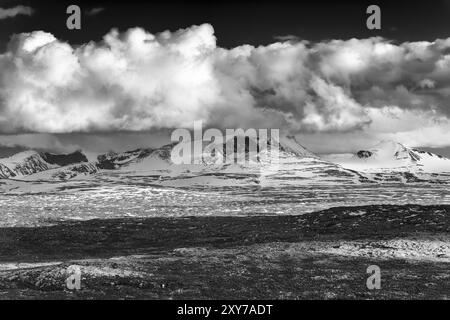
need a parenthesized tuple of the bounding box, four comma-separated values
(40, 150, 88, 167)
(354, 140, 412, 162)
(278, 135, 316, 158)
(0, 150, 51, 178)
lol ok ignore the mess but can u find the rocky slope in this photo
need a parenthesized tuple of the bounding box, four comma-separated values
(0, 150, 97, 181)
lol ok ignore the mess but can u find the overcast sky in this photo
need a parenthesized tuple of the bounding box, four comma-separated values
(1, 0, 450, 156)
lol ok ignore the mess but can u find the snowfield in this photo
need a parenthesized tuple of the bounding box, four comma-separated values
(1, 182, 450, 227)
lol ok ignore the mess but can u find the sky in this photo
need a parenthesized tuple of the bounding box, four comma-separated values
(1, 0, 450, 156)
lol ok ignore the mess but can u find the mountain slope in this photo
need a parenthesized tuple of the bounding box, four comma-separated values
(325, 140, 450, 173)
(258, 137, 369, 187)
(99, 135, 369, 187)
(3, 138, 450, 186)
(41, 151, 88, 167)
(0, 150, 95, 181)
(0, 151, 55, 179)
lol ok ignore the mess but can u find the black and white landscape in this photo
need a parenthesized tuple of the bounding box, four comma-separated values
(0, 0, 449, 300)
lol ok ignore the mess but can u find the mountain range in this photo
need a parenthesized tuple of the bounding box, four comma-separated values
(1, 137, 450, 187)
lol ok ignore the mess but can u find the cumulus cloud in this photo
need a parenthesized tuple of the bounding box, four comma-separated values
(301, 106, 450, 154)
(0, 23, 450, 148)
(0, 5, 33, 19)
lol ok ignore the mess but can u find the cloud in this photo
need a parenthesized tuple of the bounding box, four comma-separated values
(300, 106, 450, 154)
(0, 133, 78, 152)
(0, 5, 33, 19)
(86, 7, 105, 16)
(0, 131, 171, 159)
(0, 23, 450, 152)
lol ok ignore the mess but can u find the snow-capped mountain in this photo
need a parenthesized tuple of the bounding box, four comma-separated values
(2, 138, 450, 186)
(111, 135, 368, 186)
(325, 140, 450, 173)
(0, 150, 96, 180)
(93, 135, 315, 173)
(97, 148, 154, 169)
(240, 135, 369, 186)
(198, 135, 317, 166)
(41, 150, 89, 167)
(0, 151, 56, 178)
(97, 143, 174, 172)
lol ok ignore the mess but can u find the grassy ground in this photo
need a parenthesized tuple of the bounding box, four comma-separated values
(0, 204, 449, 299)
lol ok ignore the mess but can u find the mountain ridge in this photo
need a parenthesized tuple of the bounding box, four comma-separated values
(326, 140, 450, 173)
(1, 138, 450, 185)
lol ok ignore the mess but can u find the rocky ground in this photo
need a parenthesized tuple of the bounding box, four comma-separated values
(0, 204, 449, 299)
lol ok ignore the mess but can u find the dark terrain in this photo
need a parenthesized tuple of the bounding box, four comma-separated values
(0, 204, 448, 299)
